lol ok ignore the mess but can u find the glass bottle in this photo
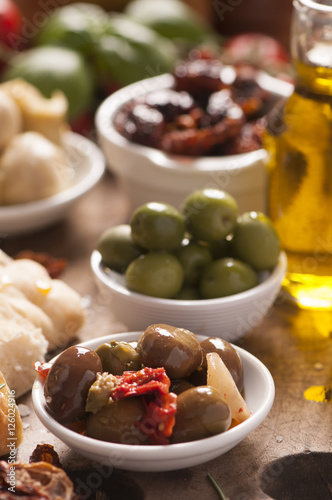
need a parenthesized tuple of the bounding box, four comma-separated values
(265, 0, 332, 309)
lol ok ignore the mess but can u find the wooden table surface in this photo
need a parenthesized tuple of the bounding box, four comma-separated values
(1, 171, 331, 500)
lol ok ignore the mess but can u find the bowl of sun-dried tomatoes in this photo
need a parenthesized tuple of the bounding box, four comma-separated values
(95, 50, 292, 213)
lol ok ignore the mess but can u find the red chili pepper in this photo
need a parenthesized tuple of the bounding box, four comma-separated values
(33, 361, 52, 379)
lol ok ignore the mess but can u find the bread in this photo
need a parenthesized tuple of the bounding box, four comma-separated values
(0, 313, 48, 398)
(0, 371, 24, 457)
(0, 258, 85, 351)
(0, 252, 85, 395)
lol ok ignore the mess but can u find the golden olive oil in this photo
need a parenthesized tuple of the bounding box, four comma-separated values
(265, 59, 332, 309)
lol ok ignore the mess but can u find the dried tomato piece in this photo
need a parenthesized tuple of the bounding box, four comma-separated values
(0, 460, 77, 499)
(14, 250, 67, 278)
(173, 58, 224, 97)
(144, 89, 195, 122)
(115, 103, 165, 148)
(112, 367, 177, 445)
(33, 361, 52, 379)
(29, 444, 62, 468)
(112, 366, 171, 399)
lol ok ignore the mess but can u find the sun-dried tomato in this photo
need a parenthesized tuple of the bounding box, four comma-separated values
(14, 250, 67, 278)
(29, 444, 62, 468)
(33, 361, 52, 379)
(112, 367, 177, 445)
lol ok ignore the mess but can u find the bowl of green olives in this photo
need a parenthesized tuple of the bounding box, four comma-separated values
(32, 326, 275, 472)
(95, 53, 293, 213)
(91, 189, 287, 341)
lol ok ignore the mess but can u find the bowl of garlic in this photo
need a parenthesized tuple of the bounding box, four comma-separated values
(0, 79, 105, 235)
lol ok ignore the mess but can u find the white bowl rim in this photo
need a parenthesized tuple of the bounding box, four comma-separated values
(90, 250, 287, 308)
(32, 332, 275, 462)
(95, 71, 293, 173)
(0, 131, 105, 220)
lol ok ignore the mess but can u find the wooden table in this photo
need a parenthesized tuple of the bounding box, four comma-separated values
(2, 171, 331, 499)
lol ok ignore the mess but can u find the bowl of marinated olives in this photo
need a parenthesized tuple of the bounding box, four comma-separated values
(95, 50, 293, 213)
(32, 325, 275, 472)
(91, 188, 287, 341)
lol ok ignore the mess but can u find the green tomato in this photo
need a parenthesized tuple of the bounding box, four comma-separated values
(125, 252, 184, 298)
(183, 188, 239, 243)
(37, 3, 106, 56)
(200, 257, 258, 299)
(231, 212, 281, 271)
(125, 0, 213, 43)
(2, 46, 94, 120)
(130, 202, 185, 251)
(175, 240, 212, 286)
(93, 15, 177, 87)
(97, 224, 145, 273)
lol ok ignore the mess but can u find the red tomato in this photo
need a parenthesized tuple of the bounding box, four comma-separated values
(223, 33, 290, 67)
(0, 0, 22, 49)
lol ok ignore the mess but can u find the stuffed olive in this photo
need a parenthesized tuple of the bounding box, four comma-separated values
(95, 341, 141, 375)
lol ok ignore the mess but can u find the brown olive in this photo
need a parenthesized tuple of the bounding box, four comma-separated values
(190, 338, 244, 392)
(44, 346, 102, 424)
(137, 324, 203, 379)
(95, 341, 141, 375)
(86, 398, 148, 445)
(170, 386, 231, 443)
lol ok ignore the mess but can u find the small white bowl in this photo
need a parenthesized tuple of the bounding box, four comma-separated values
(32, 331, 275, 472)
(91, 250, 287, 342)
(0, 131, 105, 235)
(95, 72, 292, 213)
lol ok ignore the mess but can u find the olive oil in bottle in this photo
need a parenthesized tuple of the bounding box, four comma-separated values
(265, 0, 332, 309)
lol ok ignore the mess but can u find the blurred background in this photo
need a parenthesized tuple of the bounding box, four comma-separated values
(13, 0, 293, 48)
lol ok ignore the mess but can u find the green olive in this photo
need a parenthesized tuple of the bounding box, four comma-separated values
(231, 211, 280, 270)
(137, 324, 203, 379)
(97, 224, 145, 273)
(130, 202, 185, 251)
(86, 398, 148, 445)
(182, 188, 238, 242)
(170, 386, 231, 443)
(125, 252, 184, 298)
(95, 341, 141, 375)
(200, 257, 258, 299)
(175, 240, 213, 286)
(173, 285, 200, 300)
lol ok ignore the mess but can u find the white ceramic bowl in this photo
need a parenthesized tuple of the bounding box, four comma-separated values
(91, 250, 287, 342)
(95, 72, 292, 214)
(0, 131, 105, 235)
(32, 332, 275, 472)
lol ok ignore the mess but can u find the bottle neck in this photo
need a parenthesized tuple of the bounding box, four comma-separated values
(291, 0, 332, 95)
